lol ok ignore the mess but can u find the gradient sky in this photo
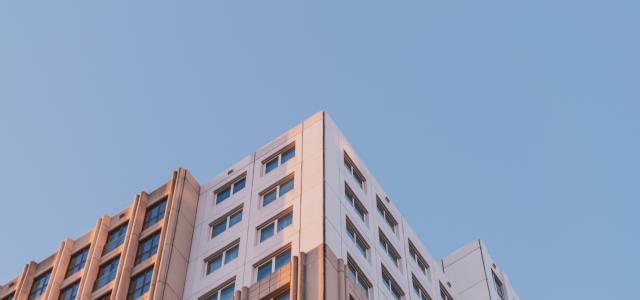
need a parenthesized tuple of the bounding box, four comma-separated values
(1, 1, 639, 299)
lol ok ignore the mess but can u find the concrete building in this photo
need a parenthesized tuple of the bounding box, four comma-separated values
(1, 111, 519, 300)
(0, 169, 200, 300)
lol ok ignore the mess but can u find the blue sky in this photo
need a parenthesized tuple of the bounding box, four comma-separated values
(1, 1, 638, 299)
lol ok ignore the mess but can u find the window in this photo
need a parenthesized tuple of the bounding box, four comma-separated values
(381, 265, 404, 300)
(345, 218, 369, 258)
(94, 257, 120, 290)
(440, 283, 454, 300)
(206, 241, 240, 275)
(262, 176, 294, 207)
(142, 199, 167, 230)
(273, 290, 290, 300)
(127, 268, 153, 300)
(58, 282, 79, 300)
(379, 230, 401, 266)
(412, 275, 431, 300)
(65, 247, 89, 278)
(28, 271, 50, 300)
(256, 249, 291, 281)
(103, 223, 128, 255)
(493, 272, 505, 300)
(135, 231, 161, 264)
(344, 153, 366, 188)
(264, 145, 295, 174)
(200, 281, 235, 300)
(344, 184, 367, 222)
(258, 210, 293, 242)
(215, 176, 246, 204)
(2, 294, 14, 300)
(210, 206, 243, 238)
(408, 240, 430, 275)
(346, 255, 371, 298)
(376, 197, 398, 232)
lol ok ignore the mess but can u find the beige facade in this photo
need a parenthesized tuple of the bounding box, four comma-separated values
(0, 169, 199, 300)
(1, 111, 519, 300)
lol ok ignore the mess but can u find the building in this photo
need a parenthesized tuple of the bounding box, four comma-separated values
(0, 111, 519, 300)
(0, 169, 199, 300)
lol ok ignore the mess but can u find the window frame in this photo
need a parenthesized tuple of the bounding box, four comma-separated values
(254, 247, 292, 282)
(127, 268, 154, 300)
(344, 184, 368, 222)
(94, 257, 120, 291)
(376, 197, 398, 233)
(103, 223, 128, 255)
(345, 217, 369, 258)
(205, 240, 241, 275)
(412, 274, 432, 300)
(210, 205, 243, 239)
(58, 281, 79, 300)
(65, 247, 89, 278)
(214, 174, 247, 205)
(142, 198, 167, 230)
(263, 143, 296, 174)
(379, 229, 401, 266)
(344, 153, 366, 189)
(135, 231, 161, 265)
(439, 283, 454, 300)
(28, 271, 51, 300)
(261, 174, 295, 207)
(198, 278, 235, 300)
(408, 240, 430, 275)
(381, 265, 404, 300)
(346, 255, 372, 298)
(257, 208, 294, 243)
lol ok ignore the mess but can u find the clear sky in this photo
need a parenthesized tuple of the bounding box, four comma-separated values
(1, 1, 638, 299)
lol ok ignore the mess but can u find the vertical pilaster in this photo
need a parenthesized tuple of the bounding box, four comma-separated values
(112, 193, 148, 300)
(337, 259, 346, 300)
(76, 216, 111, 300)
(13, 262, 36, 300)
(297, 253, 306, 300)
(291, 256, 299, 300)
(43, 239, 74, 300)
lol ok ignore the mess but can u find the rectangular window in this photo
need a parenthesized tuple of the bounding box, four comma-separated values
(65, 247, 89, 278)
(346, 255, 371, 298)
(28, 271, 50, 300)
(381, 265, 404, 300)
(142, 199, 167, 230)
(103, 223, 128, 255)
(264, 145, 295, 174)
(440, 283, 454, 300)
(256, 249, 291, 281)
(200, 281, 235, 300)
(210, 206, 243, 238)
(262, 176, 294, 207)
(95, 293, 111, 300)
(345, 218, 369, 258)
(493, 272, 505, 300)
(135, 231, 161, 265)
(408, 240, 430, 275)
(94, 257, 120, 290)
(258, 210, 293, 242)
(274, 290, 290, 300)
(344, 184, 367, 222)
(206, 241, 240, 275)
(58, 282, 79, 300)
(344, 153, 366, 188)
(376, 197, 398, 232)
(127, 268, 153, 300)
(412, 275, 431, 300)
(215, 175, 246, 204)
(379, 230, 401, 266)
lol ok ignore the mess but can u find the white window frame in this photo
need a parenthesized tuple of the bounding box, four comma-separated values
(263, 145, 295, 174)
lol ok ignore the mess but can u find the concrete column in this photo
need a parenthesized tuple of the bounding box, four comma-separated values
(13, 262, 37, 300)
(337, 259, 346, 300)
(43, 239, 74, 300)
(290, 256, 299, 300)
(241, 287, 249, 300)
(112, 193, 148, 300)
(297, 252, 306, 300)
(76, 215, 111, 300)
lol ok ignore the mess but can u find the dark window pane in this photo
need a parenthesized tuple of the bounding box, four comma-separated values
(142, 200, 167, 230)
(275, 292, 290, 300)
(260, 224, 275, 242)
(225, 245, 239, 263)
(278, 179, 294, 197)
(103, 224, 128, 255)
(66, 248, 89, 278)
(127, 268, 153, 300)
(216, 188, 231, 204)
(94, 258, 119, 290)
(263, 190, 277, 206)
(232, 178, 245, 193)
(265, 158, 279, 173)
(28, 272, 50, 300)
(257, 263, 272, 281)
(59, 282, 79, 300)
(275, 250, 291, 270)
(207, 256, 223, 274)
(135, 232, 160, 264)
(281, 149, 295, 163)
(219, 284, 235, 300)
(228, 211, 242, 227)
(212, 222, 226, 238)
(277, 213, 292, 232)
